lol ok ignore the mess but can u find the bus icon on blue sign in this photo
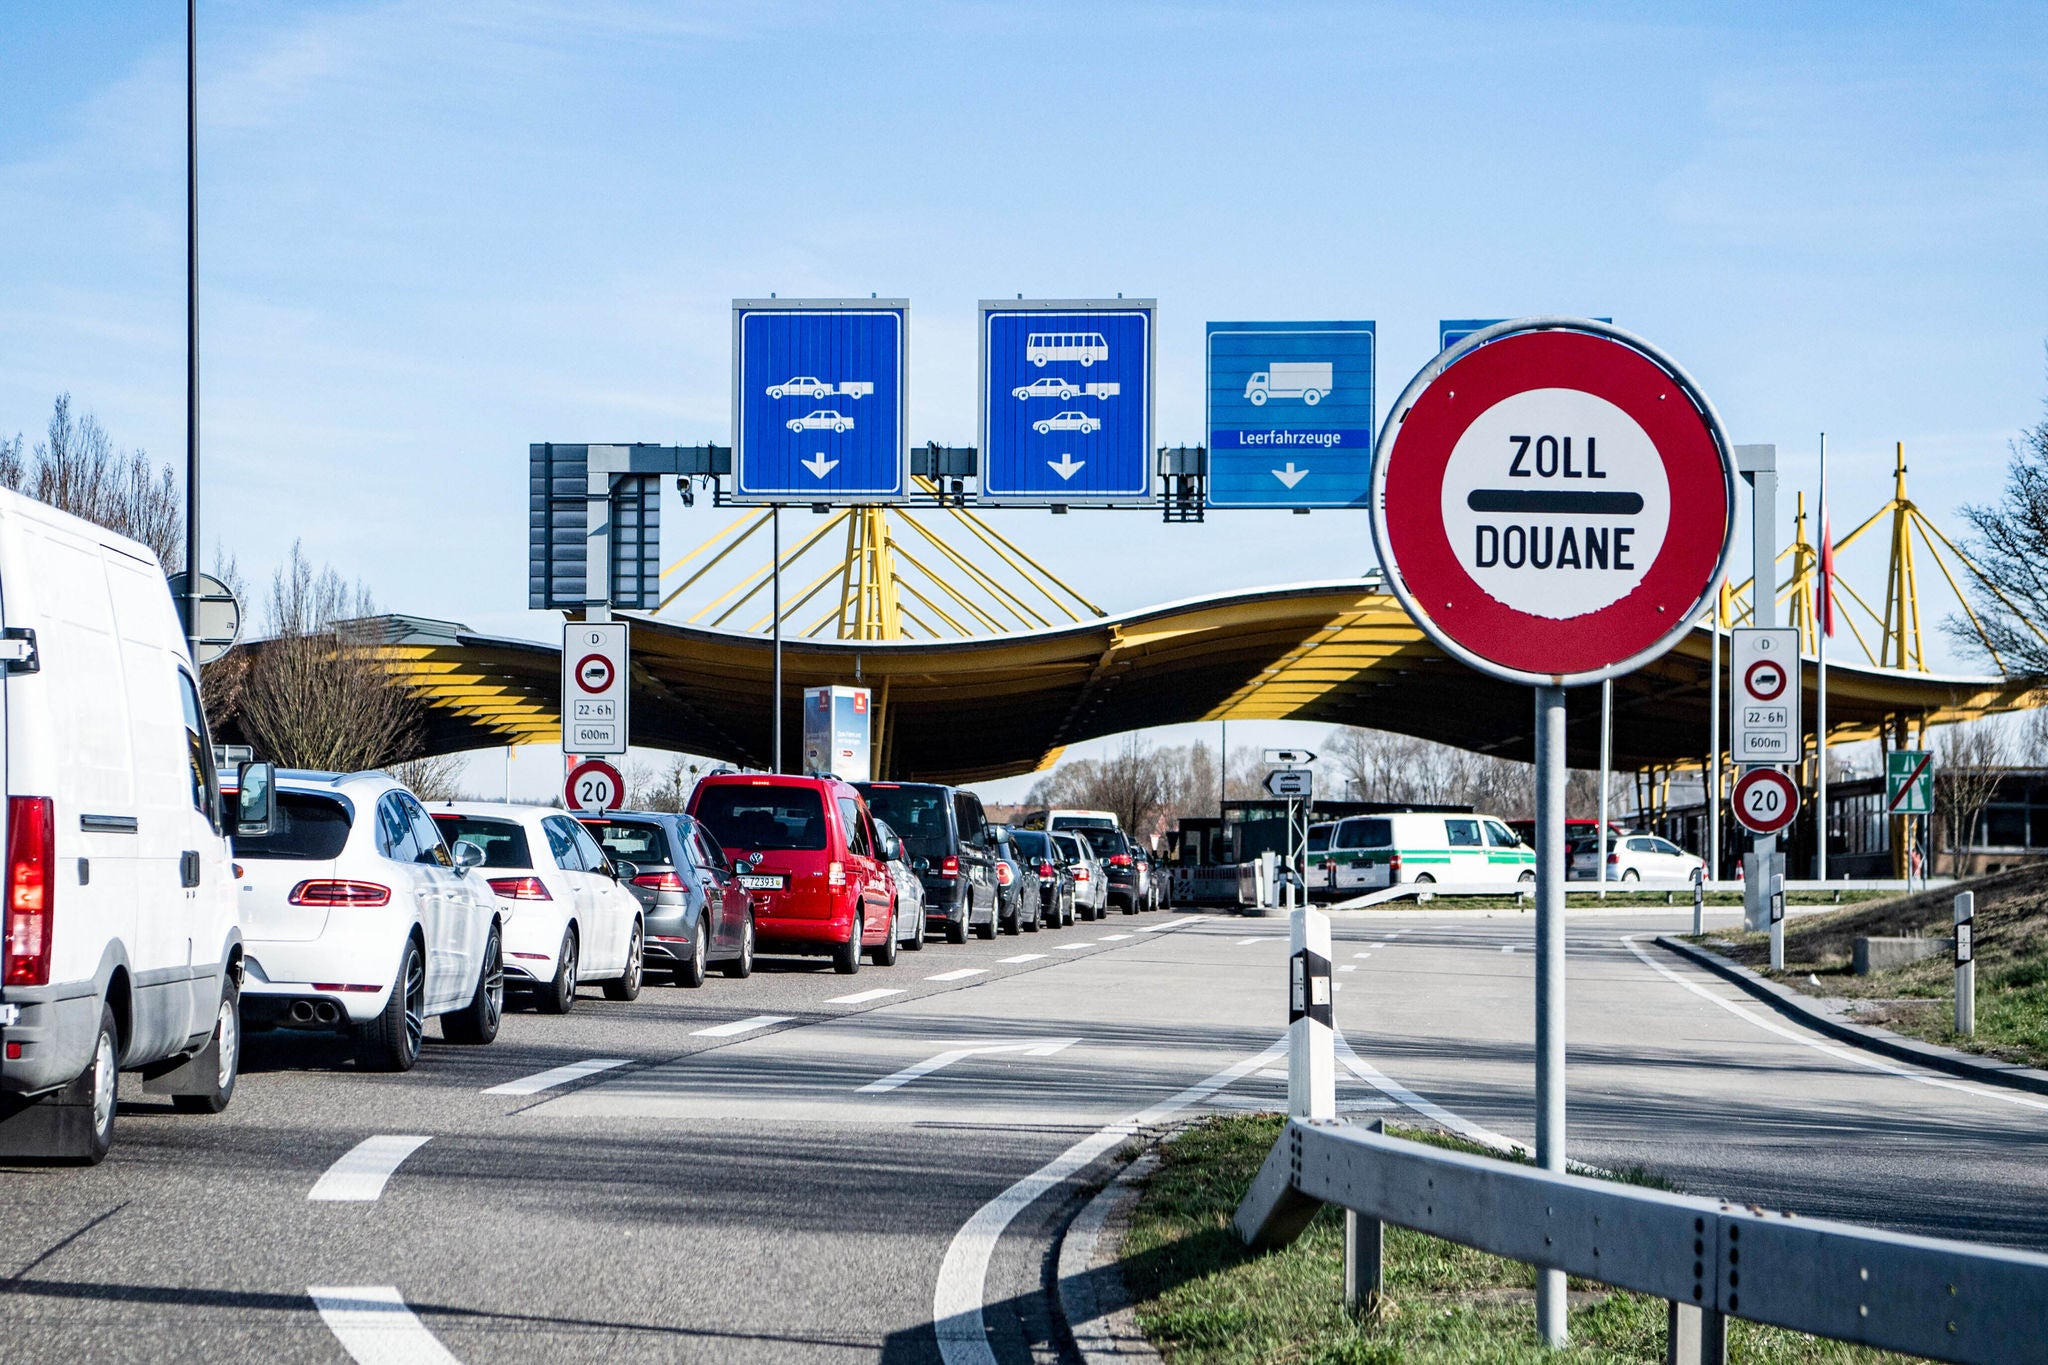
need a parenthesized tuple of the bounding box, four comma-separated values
(980, 301, 1154, 505)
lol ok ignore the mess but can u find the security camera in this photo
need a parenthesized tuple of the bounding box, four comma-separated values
(676, 476, 695, 507)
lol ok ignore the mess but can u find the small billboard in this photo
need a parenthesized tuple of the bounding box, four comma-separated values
(803, 685, 872, 783)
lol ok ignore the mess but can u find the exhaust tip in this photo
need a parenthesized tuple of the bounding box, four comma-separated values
(287, 1001, 315, 1024)
(313, 1001, 340, 1025)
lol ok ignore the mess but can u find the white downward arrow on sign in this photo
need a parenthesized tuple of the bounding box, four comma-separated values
(1047, 454, 1086, 480)
(1271, 462, 1310, 489)
(802, 454, 839, 478)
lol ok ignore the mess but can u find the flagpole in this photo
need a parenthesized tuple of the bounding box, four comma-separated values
(1817, 432, 1829, 882)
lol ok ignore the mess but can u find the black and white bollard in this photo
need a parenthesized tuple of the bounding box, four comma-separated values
(1955, 891, 1976, 1036)
(1691, 865, 1705, 937)
(1288, 904, 1335, 1120)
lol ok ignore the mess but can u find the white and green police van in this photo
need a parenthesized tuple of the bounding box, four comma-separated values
(1307, 812, 1534, 894)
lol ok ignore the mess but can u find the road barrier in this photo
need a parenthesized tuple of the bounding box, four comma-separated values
(1234, 1116, 2048, 1364)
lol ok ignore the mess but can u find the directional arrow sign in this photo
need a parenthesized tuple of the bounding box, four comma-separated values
(980, 299, 1153, 505)
(734, 298, 907, 504)
(1207, 320, 1374, 509)
(1264, 748, 1317, 765)
(1265, 768, 1313, 798)
(854, 1037, 1079, 1094)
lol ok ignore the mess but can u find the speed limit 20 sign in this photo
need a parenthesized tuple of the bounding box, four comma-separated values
(562, 622, 629, 755)
(1370, 319, 1735, 684)
(1733, 767, 1800, 836)
(564, 758, 625, 814)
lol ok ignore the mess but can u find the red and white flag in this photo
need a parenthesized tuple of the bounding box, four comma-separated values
(1819, 515, 1836, 637)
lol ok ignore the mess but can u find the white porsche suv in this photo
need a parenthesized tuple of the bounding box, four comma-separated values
(231, 771, 504, 1070)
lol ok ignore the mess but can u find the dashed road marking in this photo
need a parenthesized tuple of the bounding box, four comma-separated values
(1339, 965, 1357, 973)
(1236, 937, 1281, 945)
(926, 968, 989, 982)
(308, 1136, 432, 1203)
(1055, 942, 1094, 951)
(310, 1286, 462, 1364)
(690, 1014, 792, 1038)
(1138, 915, 1205, 933)
(828, 988, 905, 1005)
(1099, 933, 1133, 941)
(482, 1058, 629, 1096)
(858, 1037, 1079, 1094)
(1501, 945, 1516, 954)
(1353, 952, 1372, 960)
(999, 953, 1048, 964)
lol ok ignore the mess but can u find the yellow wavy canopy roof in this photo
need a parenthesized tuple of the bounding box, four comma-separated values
(350, 581, 2035, 784)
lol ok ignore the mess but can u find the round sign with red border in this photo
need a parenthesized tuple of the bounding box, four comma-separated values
(564, 758, 625, 814)
(574, 653, 615, 694)
(1744, 657, 1787, 702)
(1733, 767, 1800, 836)
(1370, 319, 1735, 685)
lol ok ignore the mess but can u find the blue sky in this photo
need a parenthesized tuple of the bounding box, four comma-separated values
(4, 2, 2044, 797)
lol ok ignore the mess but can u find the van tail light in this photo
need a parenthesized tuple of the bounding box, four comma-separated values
(996, 862, 1014, 887)
(4, 796, 54, 987)
(486, 876, 552, 901)
(1038, 861, 1055, 878)
(829, 861, 846, 887)
(1108, 853, 1133, 867)
(633, 871, 685, 892)
(288, 879, 393, 907)
(1389, 853, 1402, 875)
(940, 855, 959, 878)
(1074, 868, 1090, 883)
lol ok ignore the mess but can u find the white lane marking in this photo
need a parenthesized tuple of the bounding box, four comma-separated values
(1621, 936, 2048, 1113)
(690, 1014, 792, 1038)
(481, 1058, 628, 1096)
(1333, 1031, 1530, 1155)
(308, 1136, 432, 1203)
(1501, 945, 1516, 954)
(310, 1286, 462, 1364)
(999, 953, 1048, 964)
(1236, 937, 1281, 945)
(1056, 942, 1094, 951)
(926, 968, 989, 982)
(1138, 915, 1205, 933)
(1339, 965, 1357, 973)
(1099, 933, 1134, 941)
(1353, 952, 1372, 960)
(828, 988, 905, 1005)
(933, 1033, 1289, 1365)
(1256, 1067, 1289, 1080)
(858, 1037, 1080, 1094)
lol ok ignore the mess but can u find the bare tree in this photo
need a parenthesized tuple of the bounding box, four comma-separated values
(1934, 722, 2011, 874)
(230, 543, 421, 771)
(1956, 354, 2048, 676)
(0, 395, 183, 567)
(629, 754, 702, 813)
(387, 754, 468, 802)
(1323, 726, 1535, 817)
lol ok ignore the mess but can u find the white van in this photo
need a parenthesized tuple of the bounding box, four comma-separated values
(0, 489, 273, 1164)
(1308, 811, 1534, 894)
(1035, 808, 1122, 835)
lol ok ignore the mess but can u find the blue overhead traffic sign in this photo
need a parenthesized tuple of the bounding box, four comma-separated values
(1441, 318, 1608, 351)
(1206, 321, 1375, 509)
(979, 299, 1154, 504)
(733, 299, 907, 503)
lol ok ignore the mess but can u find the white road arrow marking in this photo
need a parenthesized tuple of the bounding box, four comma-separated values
(802, 454, 839, 478)
(857, 1037, 1079, 1094)
(308, 1136, 432, 1202)
(1047, 454, 1086, 480)
(1271, 462, 1310, 488)
(310, 1286, 463, 1364)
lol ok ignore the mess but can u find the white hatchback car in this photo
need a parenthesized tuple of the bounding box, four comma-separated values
(232, 772, 504, 1071)
(1586, 832, 1706, 883)
(431, 803, 645, 1012)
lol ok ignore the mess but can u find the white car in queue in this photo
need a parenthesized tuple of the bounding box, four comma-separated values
(430, 803, 645, 1012)
(230, 771, 504, 1071)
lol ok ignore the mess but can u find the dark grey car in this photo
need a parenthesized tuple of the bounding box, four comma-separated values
(579, 811, 754, 986)
(853, 782, 998, 944)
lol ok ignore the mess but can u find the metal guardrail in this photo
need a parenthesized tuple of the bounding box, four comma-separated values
(1235, 1117, 2048, 1364)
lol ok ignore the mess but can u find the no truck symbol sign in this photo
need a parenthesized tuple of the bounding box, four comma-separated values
(1371, 321, 1735, 685)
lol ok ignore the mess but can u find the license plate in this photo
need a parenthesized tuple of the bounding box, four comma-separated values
(740, 873, 786, 891)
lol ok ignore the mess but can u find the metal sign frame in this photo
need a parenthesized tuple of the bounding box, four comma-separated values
(1370, 317, 1737, 687)
(732, 297, 909, 505)
(977, 297, 1156, 506)
(1731, 627, 1801, 763)
(561, 621, 629, 756)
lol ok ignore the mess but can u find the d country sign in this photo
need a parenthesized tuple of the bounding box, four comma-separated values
(1371, 319, 1735, 686)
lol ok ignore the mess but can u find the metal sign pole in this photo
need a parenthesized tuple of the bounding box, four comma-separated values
(1598, 679, 1612, 897)
(183, 0, 201, 657)
(1533, 682, 1568, 1345)
(1708, 593, 1722, 878)
(1738, 445, 1779, 933)
(771, 504, 783, 774)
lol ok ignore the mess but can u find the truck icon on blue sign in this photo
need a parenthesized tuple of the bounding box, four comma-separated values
(1244, 362, 1333, 406)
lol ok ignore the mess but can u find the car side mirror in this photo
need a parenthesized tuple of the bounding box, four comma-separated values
(451, 839, 485, 872)
(614, 859, 640, 882)
(233, 761, 275, 837)
(733, 857, 755, 876)
(912, 856, 930, 874)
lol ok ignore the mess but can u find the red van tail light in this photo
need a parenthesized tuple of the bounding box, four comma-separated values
(996, 861, 1014, 887)
(940, 855, 959, 878)
(1074, 867, 1090, 883)
(828, 861, 846, 887)
(1389, 853, 1402, 875)
(289, 879, 393, 907)
(486, 876, 552, 901)
(1038, 861, 1055, 878)
(1108, 853, 1133, 867)
(633, 871, 685, 892)
(4, 796, 54, 987)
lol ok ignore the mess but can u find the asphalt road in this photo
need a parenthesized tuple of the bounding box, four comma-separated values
(4, 903, 2046, 1363)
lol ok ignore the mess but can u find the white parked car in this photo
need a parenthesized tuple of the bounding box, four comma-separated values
(767, 376, 833, 399)
(232, 772, 504, 1071)
(0, 489, 260, 1163)
(871, 818, 927, 951)
(1054, 831, 1110, 922)
(1033, 410, 1100, 435)
(431, 803, 645, 1012)
(1586, 833, 1706, 883)
(1013, 376, 1080, 401)
(786, 410, 853, 433)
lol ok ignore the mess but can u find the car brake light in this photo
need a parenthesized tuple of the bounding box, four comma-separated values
(1074, 868, 1089, 882)
(996, 862, 1013, 886)
(829, 861, 846, 887)
(1108, 853, 1133, 867)
(1389, 853, 1402, 872)
(1607, 852, 1619, 865)
(4, 796, 54, 987)
(633, 871, 685, 892)
(288, 879, 393, 907)
(940, 855, 959, 878)
(1038, 861, 1055, 878)
(486, 876, 552, 901)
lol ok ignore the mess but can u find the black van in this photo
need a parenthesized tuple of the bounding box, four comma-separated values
(853, 782, 997, 944)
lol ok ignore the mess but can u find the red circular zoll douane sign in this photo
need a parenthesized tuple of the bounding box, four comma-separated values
(564, 759, 624, 814)
(1733, 766, 1800, 836)
(1371, 320, 1735, 685)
